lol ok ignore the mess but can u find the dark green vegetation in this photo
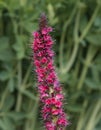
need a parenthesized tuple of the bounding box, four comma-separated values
(0, 0, 101, 130)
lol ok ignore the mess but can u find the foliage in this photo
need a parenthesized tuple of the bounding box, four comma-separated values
(0, 0, 101, 130)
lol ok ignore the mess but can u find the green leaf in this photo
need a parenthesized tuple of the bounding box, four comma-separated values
(85, 78, 101, 90)
(0, 37, 9, 51)
(22, 21, 37, 32)
(20, 89, 37, 100)
(89, 93, 101, 100)
(86, 33, 101, 46)
(0, 71, 9, 81)
(13, 35, 25, 59)
(0, 118, 15, 130)
(3, 95, 15, 111)
(94, 17, 101, 27)
(79, 16, 88, 32)
(67, 104, 83, 112)
(47, 3, 58, 25)
(59, 73, 69, 83)
(0, 37, 13, 61)
(7, 112, 26, 121)
(0, 119, 6, 130)
(8, 78, 15, 92)
(0, 50, 13, 61)
(69, 91, 86, 100)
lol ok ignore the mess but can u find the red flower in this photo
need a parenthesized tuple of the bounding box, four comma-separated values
(41, 57, 48, 64)
(55, 100, 62, 108)
(55, 94, 64, 100)
(57, 117, 68, 127)
(45, 122, 55, 130)
(32, 13, 68, 130)
(51, 108, 62, 115)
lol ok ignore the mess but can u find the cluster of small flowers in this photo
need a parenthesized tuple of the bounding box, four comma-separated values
(32, 14, 69, 130)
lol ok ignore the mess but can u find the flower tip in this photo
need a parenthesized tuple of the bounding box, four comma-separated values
(40, 12, 46, 19)
(39, 13, 47, 29)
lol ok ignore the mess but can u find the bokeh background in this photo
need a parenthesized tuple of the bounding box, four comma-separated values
(0, 0, 101, 130)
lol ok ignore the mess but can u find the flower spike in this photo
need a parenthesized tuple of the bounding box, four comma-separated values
(32, 13, 69, 130)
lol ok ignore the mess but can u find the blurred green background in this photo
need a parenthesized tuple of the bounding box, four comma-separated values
(0, 0, 101, 130)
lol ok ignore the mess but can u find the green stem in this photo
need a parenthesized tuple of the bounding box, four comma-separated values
(15, 61, 22, 112)
(76, 97, 89, 130)
(95, 110, 101, 125)
(77, 46, 97, 90)
(24, 99, 33, 130)
(30, 97, 39, 130)
(22, 64, 32, 86)
(59, 6, 77, 71)
(85, 99, 101, 130)
(19, 89, 37, 100)
(76, 46, 98, 130)
(15, 63, 32, 111)
(78, 5, 100, 44)
(24, 97, 39, 130)
(0, 87, 8, 110)
(73, 48, 82, 78)
(63, 5, 100, 73)
(0, 1, 18, 35)
(62, 6, 81, 74)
